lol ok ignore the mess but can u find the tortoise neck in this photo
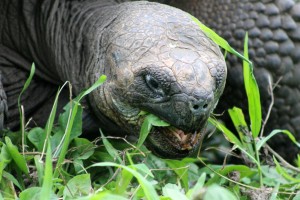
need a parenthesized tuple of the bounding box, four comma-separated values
(37, 0, 124, 94)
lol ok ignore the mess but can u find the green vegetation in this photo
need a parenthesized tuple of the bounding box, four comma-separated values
(1, 18, 300, 200)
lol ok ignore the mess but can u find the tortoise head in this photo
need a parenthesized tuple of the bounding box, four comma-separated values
(88, 2, 227, 158)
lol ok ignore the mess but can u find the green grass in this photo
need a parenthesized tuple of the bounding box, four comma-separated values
(1, 17, 300, 200)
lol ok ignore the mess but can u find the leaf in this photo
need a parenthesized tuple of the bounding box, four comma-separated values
(19, 187, 58, 200)
(134, 163, 154, 178)
(5, 137, 29, 175)
(208, 118, 243, 148)
(77, 75, 107, 102)
(273, 156, 300, 183)
(2, 170, 23, 191)
(54, 75, 106, 178)
(191, 16, 251, 64)
(71, 138, 95, 160)
(58, 101, 83, 140)
(19, 187, 41, 200)
(256, 129, 300, 151)
(260, 165, 288, 186)
(269, 183, 279, 200)
(90, 192, 128, 200)
(293, 191, 300, 200)
(162, 184, 189, 200)
(18, 63, 35, 117)
(73, 159, 84, 174)
(115, 168, 133, 195)
(165, 158, 196, 191)
(89, 162, 159, 200)
(0, 144, 12, 182)
(208, 119, 257, 164)
(63, 174, 92, 198)
(44, 81, 72, 160)
(34, 155, 44, 186)
(27, 127, 46, 151)
(17, 63, 35, 160)
(186, 173, 206, 198)
(204, 184, 238, 200)
(243, 33, 262, 137)
(40, 142, 53, 200)
(228, 107, 254, 156)
(228, 107, 249, 137)
(137, 114, 169, 149)
(206, 164, 254, 186)
(100, 130, 122, 163)
(0, 175, 16, 199)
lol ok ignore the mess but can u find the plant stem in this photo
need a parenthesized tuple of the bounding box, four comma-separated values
(254, 138, 263, 187)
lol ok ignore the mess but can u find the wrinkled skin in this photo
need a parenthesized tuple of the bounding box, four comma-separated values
(166, 0, 300, 161)
(0, 0, 226, 158)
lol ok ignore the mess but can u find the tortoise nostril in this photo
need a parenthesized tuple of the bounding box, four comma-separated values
(193, 103, 208, 111)
(193, 105, 199, 110)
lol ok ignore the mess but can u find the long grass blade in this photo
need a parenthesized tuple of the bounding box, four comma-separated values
(257, 129, 300, 151)
(191, 16, 251, 65)
(54, 75, 106, 178)
(243, 33, 262, 138)
(17, 63, 35, 155)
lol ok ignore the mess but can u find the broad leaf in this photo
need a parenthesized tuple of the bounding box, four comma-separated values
(162, 184, 189, 200)
(204, 184, 238, 200)
(63, 174, 92, 198)
(5, 137, 29, 175)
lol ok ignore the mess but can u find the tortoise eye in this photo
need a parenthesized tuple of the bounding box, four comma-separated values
(145, 74, 159, 89)
(145, 74, 164, 96)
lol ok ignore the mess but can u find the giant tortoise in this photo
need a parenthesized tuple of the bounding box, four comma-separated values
(0, 0, 227, 158)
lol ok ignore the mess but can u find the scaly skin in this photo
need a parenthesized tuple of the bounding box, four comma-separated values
(0, 0, 227, 158)
(166, 0, 300, 161)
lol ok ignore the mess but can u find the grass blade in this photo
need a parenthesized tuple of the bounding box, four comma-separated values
(228, 107, 249, 139)
(191, 16, 251, 64)
(34, 155, 44, 186)
(243, 33, 261, 137)
(40, 142, 53, 199)
(257, 129, 300, 151)
(40, 82, 70, 161)
(77, 75, 107, 102)
(273, 156, 300, 183)
(187, 173, 206, 198)
(137, 114, 169, 149)
(17, 63, 35, 155)
(54, 76, 106, 178)
(208, 118, 242, 148)
(89, 162, 159, 200)
(100, 130, 122, 163)
(228, 107, 254, 156)
(18, 63, 35, 118)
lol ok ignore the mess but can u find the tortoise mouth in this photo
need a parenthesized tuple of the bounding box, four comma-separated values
(145, 125, 203, 158)
(155, 126, 201, 150)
